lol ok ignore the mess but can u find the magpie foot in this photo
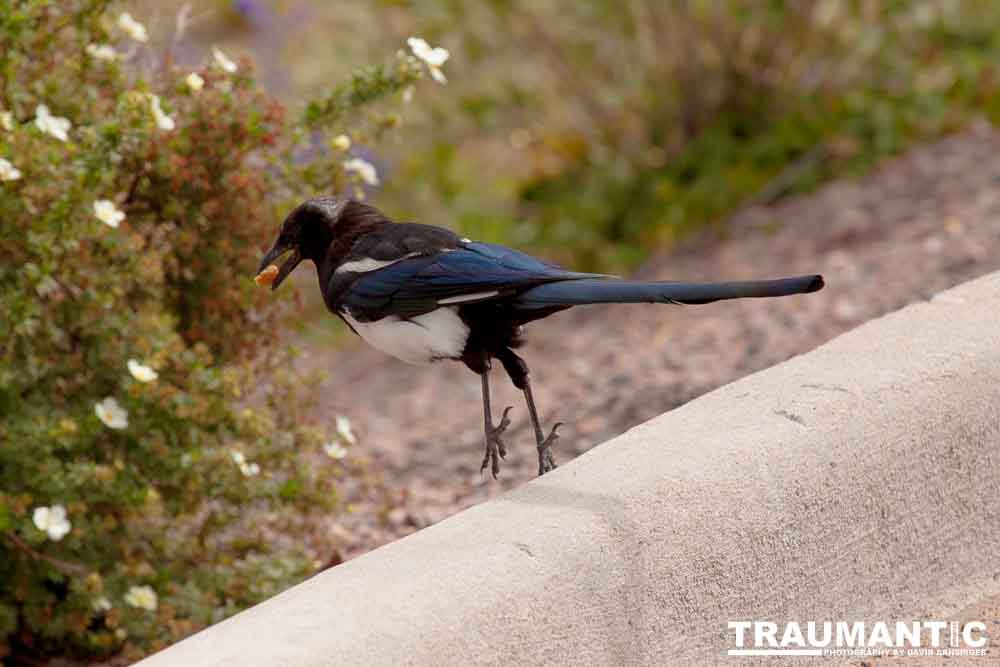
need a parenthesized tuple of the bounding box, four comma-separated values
(480, 406, 513, 479)
(536, 422, 562, 476)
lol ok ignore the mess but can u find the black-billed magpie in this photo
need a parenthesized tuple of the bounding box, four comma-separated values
(257, 197, 824, 477)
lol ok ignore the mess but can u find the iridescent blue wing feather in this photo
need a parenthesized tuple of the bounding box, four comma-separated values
(339, 242, 603, 320)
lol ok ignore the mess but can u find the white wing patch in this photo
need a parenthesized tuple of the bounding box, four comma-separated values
(437, 290, 499, 305)
(341, 308, 469, 365)
(336, 252, 421, 274)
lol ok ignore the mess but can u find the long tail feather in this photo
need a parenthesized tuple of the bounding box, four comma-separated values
(515, 274, 824, 308)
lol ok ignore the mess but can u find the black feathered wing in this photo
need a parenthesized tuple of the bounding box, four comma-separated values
(336, 242, 603, 321)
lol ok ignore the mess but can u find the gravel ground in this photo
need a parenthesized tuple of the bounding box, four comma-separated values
(305, 124, 1000, 564)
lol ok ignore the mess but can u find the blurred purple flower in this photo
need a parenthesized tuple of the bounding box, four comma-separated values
(219, 1, 312, 93)
(291, 134, 387, 198)
(233, 0, 272, 29)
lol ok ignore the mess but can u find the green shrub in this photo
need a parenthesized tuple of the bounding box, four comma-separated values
(0, 1, 435, 660)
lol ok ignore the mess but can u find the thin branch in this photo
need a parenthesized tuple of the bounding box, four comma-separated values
(123, 162, 145, 206)
(744, 143, 829, 208)
(4, 532, 87, 576)
(173, 3, 193, 48)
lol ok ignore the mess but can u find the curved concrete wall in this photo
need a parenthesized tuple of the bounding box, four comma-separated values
(141, 272, 1000, 666)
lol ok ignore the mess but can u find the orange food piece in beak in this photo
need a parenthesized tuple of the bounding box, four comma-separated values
(255, 264, 280, 287)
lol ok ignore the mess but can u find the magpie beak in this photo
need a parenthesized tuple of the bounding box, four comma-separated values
(256, 243, 301, 291)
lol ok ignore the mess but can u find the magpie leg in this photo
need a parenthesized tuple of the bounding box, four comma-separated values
(495, 348, 560, 476)
(479, 370, 513, 479)
(522, 377, 561, 476)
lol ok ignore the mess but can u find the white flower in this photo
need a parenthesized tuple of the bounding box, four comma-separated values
(402, 86, 414, 104)
(212, 47, 237, 73)
(0, 158, 21, 182)
(95, 397, 128, 429)
(323, 441, 348, 460)
(230, 450, 259, 476)
(93, 199, 125, 228)
(34, 104, 71, 142)
(124, 585, 158, 611)
(86, 43, 118, 61)
(185, 72, 205, 93)
(127, 359, 158, 383)
(93, 596, 112, 612)
(343, 157, 379, 186)
(0, 111, 12, 131)
(32, 505, 71, 541)
(335, 415, 357, 445)
(407, 37, 449, 84)
(117, 13, 148, 42)
(36, 276, 59, 298)
(149, 95, 175, 131)
(332, 134, 351, 151)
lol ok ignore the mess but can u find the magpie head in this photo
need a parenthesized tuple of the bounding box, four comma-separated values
(258, 197, 393, 289)
(255, 197, 350, 290)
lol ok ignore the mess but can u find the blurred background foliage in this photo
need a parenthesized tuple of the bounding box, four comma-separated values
(5, 0, 1000, 662)
(156, 0, 1000, 272)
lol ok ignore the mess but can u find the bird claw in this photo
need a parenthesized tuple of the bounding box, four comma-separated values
(536, 422, 561, 476)
(481, 406, 513, 479)
(496, 406, 513, 433)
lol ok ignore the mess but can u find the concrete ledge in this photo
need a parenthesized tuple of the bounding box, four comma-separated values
(141, 272, 1000, 666)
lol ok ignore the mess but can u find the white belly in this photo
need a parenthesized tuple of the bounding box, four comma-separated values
(341, 307, 469, 365)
